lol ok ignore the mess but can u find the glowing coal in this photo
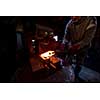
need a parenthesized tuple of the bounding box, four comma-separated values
(40, 51, 55, 60)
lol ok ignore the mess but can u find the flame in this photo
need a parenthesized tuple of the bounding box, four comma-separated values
(40, 51, 55, 60)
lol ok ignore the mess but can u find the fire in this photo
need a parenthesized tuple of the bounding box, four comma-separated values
(40, 51, 55, 60)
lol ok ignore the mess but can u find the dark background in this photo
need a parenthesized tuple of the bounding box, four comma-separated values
(0, 16, 100, 82)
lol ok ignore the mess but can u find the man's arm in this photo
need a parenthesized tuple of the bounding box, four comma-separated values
(62, 20, 72, 44)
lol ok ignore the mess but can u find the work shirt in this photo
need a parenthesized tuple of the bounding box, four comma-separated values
(63, 16, 97, 49)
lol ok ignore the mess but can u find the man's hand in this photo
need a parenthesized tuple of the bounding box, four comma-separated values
(68, 43, 80, 54)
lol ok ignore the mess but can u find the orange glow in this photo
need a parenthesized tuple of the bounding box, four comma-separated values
(40, 51, 55, 60)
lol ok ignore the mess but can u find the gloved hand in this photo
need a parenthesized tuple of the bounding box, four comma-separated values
(68, 43, 80, 54)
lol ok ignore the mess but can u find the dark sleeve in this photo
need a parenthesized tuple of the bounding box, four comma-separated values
(78, 17, 97, 48)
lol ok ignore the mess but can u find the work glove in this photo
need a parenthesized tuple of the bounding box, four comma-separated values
(68, 43, 80, 54)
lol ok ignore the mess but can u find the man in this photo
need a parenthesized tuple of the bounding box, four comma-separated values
(62, 16, 97, 80)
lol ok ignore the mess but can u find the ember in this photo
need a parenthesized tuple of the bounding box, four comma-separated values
(40, 51, 55, 60)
